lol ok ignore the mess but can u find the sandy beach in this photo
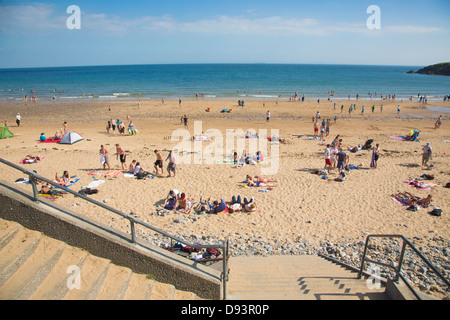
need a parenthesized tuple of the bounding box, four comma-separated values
(0, 99, 449, 248)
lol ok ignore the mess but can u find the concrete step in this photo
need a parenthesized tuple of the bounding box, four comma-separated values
(122, 273, 154, 300)
(0, 219, 202, 300)
(95, 265, 133, 300)
(0, 227, 42, 287)
(29, 246, 89, 300)
(0, 233, 66, 300)
(227, 255, 389, 300)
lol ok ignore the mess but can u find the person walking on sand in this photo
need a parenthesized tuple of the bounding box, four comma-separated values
(183, 115, 188, 129)
(313, 120, 319, 138)
(422, 142, 432, 168)
(154, 150, 164, 175)
(324, 144, 332, 172)
(100, 145, 111, 171)
(115, 144, 127, 170)
(266, 111, 270, 123)
(166, 150, 176, 177)
(435, 115, 442, 130)
(370, 144, 380, 168)
(15, 113, 21, 127)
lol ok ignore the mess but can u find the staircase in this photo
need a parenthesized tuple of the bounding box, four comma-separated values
(227, 255, 390, 300)
(0, 218, 201, 300)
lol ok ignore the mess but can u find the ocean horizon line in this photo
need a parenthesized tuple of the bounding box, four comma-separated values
(0, 62, 426, 71)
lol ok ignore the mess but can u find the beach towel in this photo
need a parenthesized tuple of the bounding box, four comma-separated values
(87, 171, 103, 176)
(123, 173, 135, 178)
(88, 170, 121, 177)
(38, 138, 61, 144)
(105, 170, 121, 177)
(15, 178, 31, 184)
(84, 180, 105, 189)
(53, 178, 80, 189)
(391, 195, 433, 209)
(389, 136, 420, 142)
(405, 180, 438, 190)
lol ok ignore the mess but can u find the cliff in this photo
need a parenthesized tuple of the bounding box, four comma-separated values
(408, 63, 450, 76)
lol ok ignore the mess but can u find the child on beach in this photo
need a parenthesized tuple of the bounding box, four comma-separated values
(313, 121, 319, 138)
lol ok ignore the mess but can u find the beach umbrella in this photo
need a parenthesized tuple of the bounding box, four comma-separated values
(59, 132, 83, 144)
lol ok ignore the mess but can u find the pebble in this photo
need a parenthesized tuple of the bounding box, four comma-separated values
(131, 227, 448, 299)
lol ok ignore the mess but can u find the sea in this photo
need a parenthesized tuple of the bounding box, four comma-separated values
(0, 64, 449, 103)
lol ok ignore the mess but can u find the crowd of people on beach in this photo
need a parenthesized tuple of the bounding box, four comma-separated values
(159, 189, 259, 215)
(106, 118, 137, 135)
(10, 93, 447, 227)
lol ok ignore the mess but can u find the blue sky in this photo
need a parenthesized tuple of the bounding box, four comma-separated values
(0, 0, 449, 68)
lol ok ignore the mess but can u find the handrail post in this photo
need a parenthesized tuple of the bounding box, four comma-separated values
(130, 219, 136, 243)
(29, 176, 39, 202)
(396, 240, 408, 283)
(358, 236, 371, 279)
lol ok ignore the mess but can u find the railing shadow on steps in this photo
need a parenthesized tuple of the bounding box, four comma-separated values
(319, 234, 449, 300)
(0, 157, 229, 300)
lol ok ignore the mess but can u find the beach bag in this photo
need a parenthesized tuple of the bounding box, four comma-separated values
(445, 182, 450, 188)
(136, 171, 145, 179)
(78, 188, 98, 195)
(206, 248, 221, 258)
(429, 208, 442, 217)
(421, 174, 434, 180)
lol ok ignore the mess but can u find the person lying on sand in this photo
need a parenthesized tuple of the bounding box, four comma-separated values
(246, 179, 276, 188)
(192, 198, 211, 214)
(22, 155, 43, 164)
(414, 194, 433, 208)
(210, 199, 227, 214)
(392, 192, 432, 208)
(228, 196, 243, 213)
(40, 185, 65, 196)
(244, 197, 258, 212)
(247, 175, 277, 183)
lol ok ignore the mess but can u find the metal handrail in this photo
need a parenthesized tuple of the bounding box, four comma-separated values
(0, 157, 229, 300)
(358, 234, 449, 300)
